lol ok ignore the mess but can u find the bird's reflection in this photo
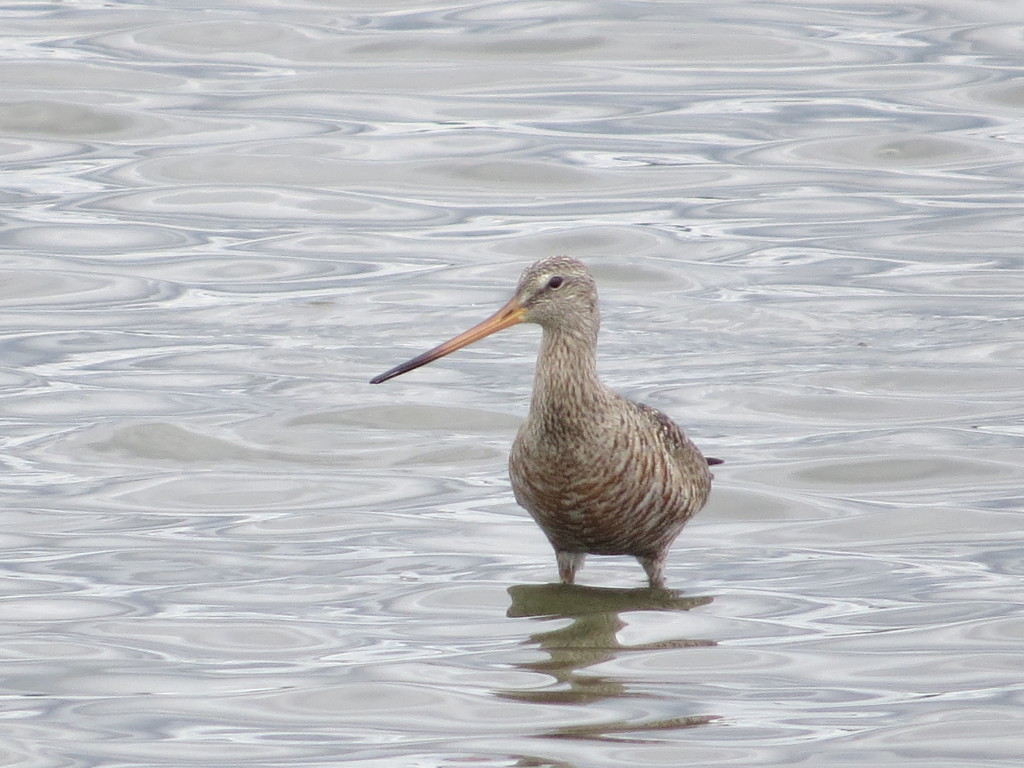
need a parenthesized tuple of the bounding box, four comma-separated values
(502, 582, 717, 718)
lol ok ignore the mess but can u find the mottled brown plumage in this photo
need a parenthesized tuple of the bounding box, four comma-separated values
(371, 256, 717, 588)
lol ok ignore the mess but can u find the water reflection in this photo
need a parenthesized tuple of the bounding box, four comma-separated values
(504, 584, 717, 734)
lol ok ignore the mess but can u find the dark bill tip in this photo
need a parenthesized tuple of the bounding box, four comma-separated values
(369, 298, 526, 386)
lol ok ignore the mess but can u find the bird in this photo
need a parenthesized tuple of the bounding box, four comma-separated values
(370, 256, 719, 588)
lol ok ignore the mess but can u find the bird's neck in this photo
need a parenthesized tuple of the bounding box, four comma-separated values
(529, 325, 608, 428)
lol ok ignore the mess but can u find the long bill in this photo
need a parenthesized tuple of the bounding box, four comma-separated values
(370, 296, 527, 384)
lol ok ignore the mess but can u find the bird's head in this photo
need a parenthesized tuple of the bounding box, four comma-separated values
(370, 256, 599, 384)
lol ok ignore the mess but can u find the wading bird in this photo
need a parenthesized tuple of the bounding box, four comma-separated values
(371, 256, 719, 588)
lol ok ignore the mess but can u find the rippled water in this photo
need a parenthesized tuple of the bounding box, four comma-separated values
(2, 1, 1022, 766)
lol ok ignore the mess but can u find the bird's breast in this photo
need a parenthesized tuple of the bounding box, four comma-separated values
(508, 410, 709, 556)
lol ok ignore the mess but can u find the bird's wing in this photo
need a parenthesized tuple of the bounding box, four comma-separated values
(632, 400, 722, 468)
(631, 402, 688, 452)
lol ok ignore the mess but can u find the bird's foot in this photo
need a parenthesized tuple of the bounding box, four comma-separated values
(556, 551, 586, 584)
(637, 554, 667, 590)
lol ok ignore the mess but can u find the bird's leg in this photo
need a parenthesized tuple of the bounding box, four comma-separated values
(556, 551, 585, 584)
(638, 554, 666, 589)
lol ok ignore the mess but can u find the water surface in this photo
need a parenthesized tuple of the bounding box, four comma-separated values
(1, 1, 1022, 766)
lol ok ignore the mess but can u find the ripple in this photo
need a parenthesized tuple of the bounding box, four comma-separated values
(0, 332, 255, 383)
(240, 681, 571, 733)
(0, 597, 132, 622)
(489, 225, 717, 275)
(0, 136, 86, 163)
(385, 583, 516, 623)
(796, 367, 1023, 398)
(0, 99, 174, 144)
(84, 422, 272, 464)
(171, 581, 368, 609)
(342, 22, 849, 67)
(141, 253, 350, 290)
(92, 618, 351, 659)
(731, 387, 974, 426)
(955, 22, 1024, 58)
(0, 366, 42, 390)
(85, 186, 449, 225)
(785, 455, 1013, 492)
(439, 158, 603, 192)
(4, 390, 195, 420)
(92, 465, 447, 514)
(275, 410, 508, 468)
(742, 133, 1006, 170)
(867, 710, 1024, 760)
(292, 404, 520, 433)
(0, 59, 184, 91)
(789, 506, 1024, 548)
(7, 223, 194, 255)
(706, 485, 823, 524)
(825, 63, 986, 96)
(0, 269, 178, 309)
(177, 130, 534, 164)
(17, 665, 289, 697)
(131, 153, 599, 197)
(895, 268, 1024, 298)
(693, 192, 901, 223)
(962, 614, 1024, 645)
(130, 19, 317, 58)
(901, 66, 1024, 118)
(132, 154, 363, 187)
(967, 78, 1024, 112)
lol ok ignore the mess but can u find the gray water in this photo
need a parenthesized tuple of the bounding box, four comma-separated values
(2, 1, 1023, 766)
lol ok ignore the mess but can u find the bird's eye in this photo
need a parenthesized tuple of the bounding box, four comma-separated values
(546, 276, 564, 290)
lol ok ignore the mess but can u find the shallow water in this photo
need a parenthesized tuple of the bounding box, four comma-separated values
(2, 1, 1022, 766)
